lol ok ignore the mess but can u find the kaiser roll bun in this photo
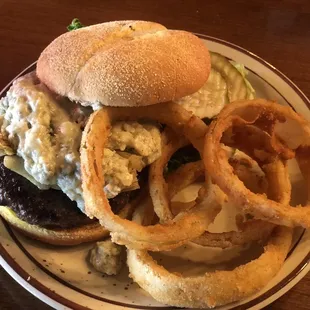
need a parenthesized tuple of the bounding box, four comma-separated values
(37, 20, 211, 107)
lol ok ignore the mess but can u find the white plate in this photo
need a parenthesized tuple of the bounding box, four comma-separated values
(1, 35, 310, 310)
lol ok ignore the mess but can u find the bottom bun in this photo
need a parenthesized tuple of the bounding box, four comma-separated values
(0, 206, 109, 246)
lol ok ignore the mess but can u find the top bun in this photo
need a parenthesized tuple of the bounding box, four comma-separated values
(37, 20, 211, 107)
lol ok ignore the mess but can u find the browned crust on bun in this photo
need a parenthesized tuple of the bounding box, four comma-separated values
(37, 20, 211, 107)
(0, 206, 109, 246)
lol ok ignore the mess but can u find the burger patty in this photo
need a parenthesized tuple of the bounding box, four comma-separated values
(0, 157, 132, 229)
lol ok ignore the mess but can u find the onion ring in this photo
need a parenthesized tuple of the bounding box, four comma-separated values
(81, 102, 210, 250)
(222, 124, 295, 164)
(127, 209, 293, 308)
(149, 128, 188, 222)
(153, 159, 205, 217)
(149, 139, 267, 223)
(194, 159, 290, 248)
(205, 99, 310, 228)
(149, 137, 283, 248)
(165, 159, 274, 248)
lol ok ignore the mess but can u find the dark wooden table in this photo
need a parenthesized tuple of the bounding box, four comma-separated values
(0, 0, 309, 309)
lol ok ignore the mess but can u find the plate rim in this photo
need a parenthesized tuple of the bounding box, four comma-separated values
(0, 34, 309, 310)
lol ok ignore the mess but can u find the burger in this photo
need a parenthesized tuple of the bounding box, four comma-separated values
(0, 20, 212, 245)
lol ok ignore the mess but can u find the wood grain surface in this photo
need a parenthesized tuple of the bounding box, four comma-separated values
(0, 0, 309, 309)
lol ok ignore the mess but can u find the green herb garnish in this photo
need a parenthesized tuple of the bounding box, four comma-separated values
(67, 18, 84, 31)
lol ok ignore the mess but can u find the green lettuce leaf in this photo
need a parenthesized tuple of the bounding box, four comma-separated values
(67, 18, 84, 31)
(232, 63, 255, 99)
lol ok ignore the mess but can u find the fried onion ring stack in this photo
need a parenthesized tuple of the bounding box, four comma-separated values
(80, 99, 310, 308)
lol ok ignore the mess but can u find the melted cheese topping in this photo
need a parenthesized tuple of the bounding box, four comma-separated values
(0, 73, 81, 185)
(0, 73, 162, 210)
